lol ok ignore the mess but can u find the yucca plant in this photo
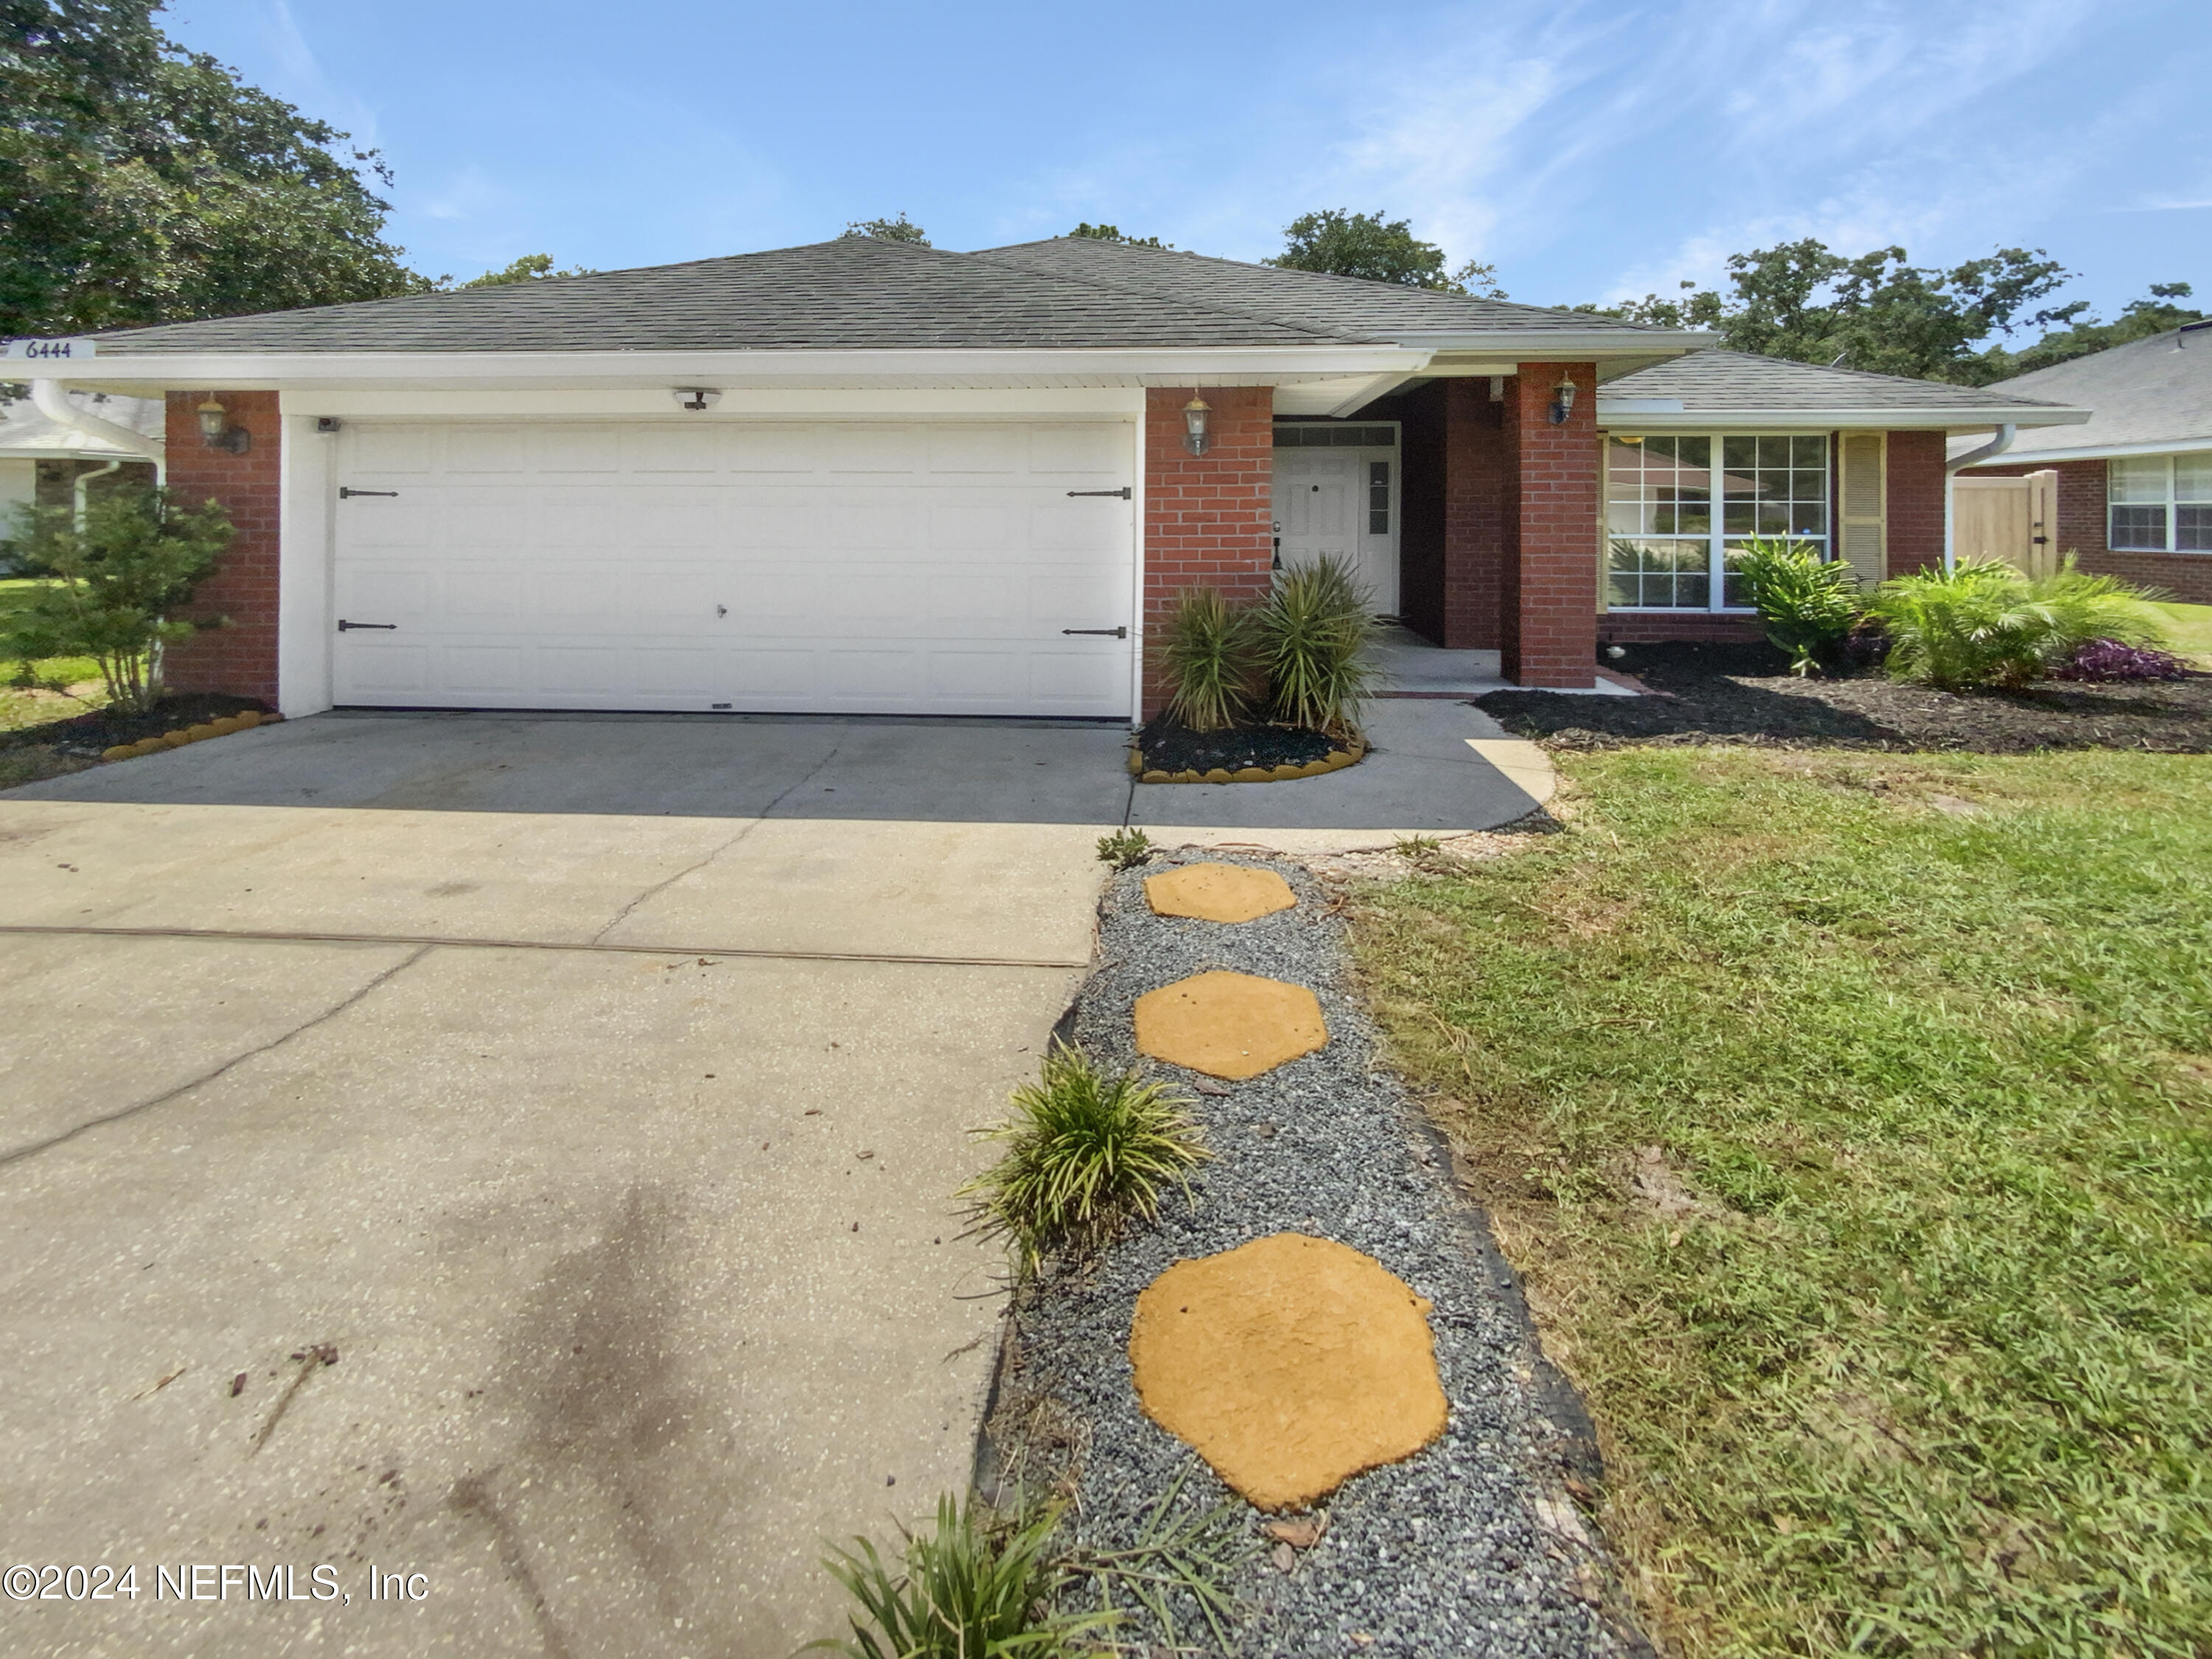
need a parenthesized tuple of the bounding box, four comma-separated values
(1254, 556, 1377, 738)
(1730, 537, 1860, 675)
(1868, 556, 2171, 691)
(961, 1044, 1210, 1273)
(810, 1495, 1112, 1658)
(1159, 587, 1256, 731)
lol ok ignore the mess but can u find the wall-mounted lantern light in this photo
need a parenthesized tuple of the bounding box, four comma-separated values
(195, 397, 251, 453)
(1548, 374, 1579, 426)
(673, 388, 723, 411)
(1183, 394, 1212, 456)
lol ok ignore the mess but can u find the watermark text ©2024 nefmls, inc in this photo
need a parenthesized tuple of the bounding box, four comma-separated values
(5, 1562, 429, 1607)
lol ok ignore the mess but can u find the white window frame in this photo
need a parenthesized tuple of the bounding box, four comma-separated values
(2107, 453, 2212, 554)
(1605, 432, 1833, 613)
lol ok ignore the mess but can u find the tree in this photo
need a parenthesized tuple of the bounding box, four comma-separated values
(456, 253, 595, 289)
(1066, 223, 1170, 248)
(1267, 209, 1506, 296)
(2, 0, 428, 336)
(841, 212, 928, 245)
(1579, 239, 2076, 383)
(4, 482, 231, 712)
(1973, 282, 2203, 380)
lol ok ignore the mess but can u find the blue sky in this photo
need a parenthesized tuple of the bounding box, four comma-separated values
(170, 0, 2211, 337)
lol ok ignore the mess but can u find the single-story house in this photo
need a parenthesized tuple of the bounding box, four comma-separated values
(13, 237, 2088, 717)
(1956, 321, 2212, 602)
(0, 386, 164, 554)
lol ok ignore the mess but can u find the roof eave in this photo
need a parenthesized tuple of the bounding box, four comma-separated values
(1390, 327, 1716, 356)
(1964, 432, 2212, 465)
(1597, 404, 2092, 432)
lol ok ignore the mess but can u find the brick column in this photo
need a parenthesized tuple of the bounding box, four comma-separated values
(1500, 364, 1599, 688)
(1441, 379, 1506, 649)
(1885, 428, 1947, 577)
(1141, 386, 1273, 718)
(160, 390, 281, 703)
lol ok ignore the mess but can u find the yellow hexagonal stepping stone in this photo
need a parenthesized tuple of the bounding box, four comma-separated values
(1143, 863, 1297, 925)
(1134, 970, 1326, 1080)
(1130, 1234, 1448, 1512)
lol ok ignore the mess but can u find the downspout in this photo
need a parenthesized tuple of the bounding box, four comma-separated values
(1943, 423, 2015, 573)
(29, 379, 167, 482)
(72, 458, 123, 528)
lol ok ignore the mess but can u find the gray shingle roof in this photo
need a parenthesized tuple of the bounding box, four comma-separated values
(90, 237, 1368, 355)
(86, 234, 1694, 358)
(972, 237, 1682, 338)
(1604, 349, 2077, 414)
(1962, 326, 2212, 459)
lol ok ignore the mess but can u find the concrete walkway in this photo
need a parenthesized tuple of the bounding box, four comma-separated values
(0, 709, 1551, 1658)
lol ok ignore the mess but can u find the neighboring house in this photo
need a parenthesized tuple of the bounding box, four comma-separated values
(0, 389, 163, 558)
(1958, 322, 2212, 602)
(13, 237, 2087, 717)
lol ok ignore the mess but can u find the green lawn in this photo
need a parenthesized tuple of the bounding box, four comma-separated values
(0, 576, 102, 692)
(1352, 749, 2211, 1658)
(2154, 601, 2212, 666)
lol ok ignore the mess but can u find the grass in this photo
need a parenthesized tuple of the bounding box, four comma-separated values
(1348, 747, 2211, 1657)
(961, 1044, 1211, 1274)
(2154, 601, 2212, 666)
(0, 577, 102, 690)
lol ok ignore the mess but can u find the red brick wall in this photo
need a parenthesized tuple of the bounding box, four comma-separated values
(1500, 364, 1599, 687)
(1142, 386, 1273, 717)
(160, 391, 280, 703)
(1885, 428, 1947, 576)
(1596, 613, 1765, 645)
(1973, 456, 2212, 603)
(1382, 381, 1447, 642)
(1443, 380, 1506, 649)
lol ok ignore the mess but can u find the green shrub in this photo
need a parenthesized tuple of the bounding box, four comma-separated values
(810, 1495, 1110, 1659)
(1255, 556, 1377, 737)
(961, 1044, 1210, 1273)
(1869, 556, 2171, 691)
(4, 485, 231, 714)
(1731, 538, 1860, 675)
(1095, 827, 1152, 869)
(1158, 586, 1256, 731)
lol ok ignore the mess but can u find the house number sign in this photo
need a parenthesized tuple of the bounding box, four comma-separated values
(2, 338, 100, 360)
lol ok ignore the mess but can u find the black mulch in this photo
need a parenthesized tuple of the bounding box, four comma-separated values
(4, 692, 273, 757)
(1137, 717, 1347, 774)
(1479, 642, 2212, 755)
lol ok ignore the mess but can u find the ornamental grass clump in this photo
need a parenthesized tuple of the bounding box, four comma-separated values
(1731, 537, 1861, 675)
(1159, 586, 1256, 732)
(961, 1044, 1210, 1273)
(810, 1495, 1111, 1659)
(1868, 557, 2172, 691)
(1253, 555, 1377, 738)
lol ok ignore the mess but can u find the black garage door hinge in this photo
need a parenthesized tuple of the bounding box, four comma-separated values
(338, 487, 398, 499)
(1062, 627, 1128, 639)
(1066, 487, 1130, 498)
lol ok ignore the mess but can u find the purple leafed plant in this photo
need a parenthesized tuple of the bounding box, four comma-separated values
(2053, 639, 2191, 682)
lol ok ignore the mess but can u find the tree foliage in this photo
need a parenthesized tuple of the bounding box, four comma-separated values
(1268, 209, 1506, 297)
(1975, 282, 2203, 380)
(1066, 222, 1170, 248)
(455, 253, 596, 289)
(1, 0, 428, 335)
(841, 212, 928, 245)
(4, 481, 230, 712)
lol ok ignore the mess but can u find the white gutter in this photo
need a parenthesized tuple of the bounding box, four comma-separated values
(1943, 423, 2016, 573)
(72, 458, 123, 526)
(1595, 403, 2087, 432)
(30, 379, 165, 480)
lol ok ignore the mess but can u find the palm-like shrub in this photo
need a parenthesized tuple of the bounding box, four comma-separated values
(812, 1496, 1111, 1658)
(1158, 586, 1257, 731)
(1868, 557, 2171, 691)
(1255, 556, 1377, 738)
(1731, 537, 1860, 675)
(961, 1044, 1210, 1273)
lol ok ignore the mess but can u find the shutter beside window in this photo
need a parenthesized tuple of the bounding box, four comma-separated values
(1840, 433, 1886, 586)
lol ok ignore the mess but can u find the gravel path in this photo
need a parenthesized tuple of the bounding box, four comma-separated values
(980, 854, 1643, 1658)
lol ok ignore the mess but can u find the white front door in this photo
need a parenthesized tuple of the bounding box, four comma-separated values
(1270, 445, 1398, 611)
(328, 419, 1137, 717)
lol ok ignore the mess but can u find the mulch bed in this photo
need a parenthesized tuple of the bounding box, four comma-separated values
(979, 855, 1641, 1658)
(4, 692, 272, 759)
(1479, 642, 2212, 754)
(1136, 717, 1347, 774)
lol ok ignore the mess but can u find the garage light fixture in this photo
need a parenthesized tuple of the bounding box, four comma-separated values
(195, 397, 250, 453)
(674, 388, 723, 411)
(1548, 374, 1579, 426)
(1183, 394, 1211, 456)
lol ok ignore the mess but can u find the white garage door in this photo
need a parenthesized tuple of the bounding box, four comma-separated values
(330, 420, 1136, 716)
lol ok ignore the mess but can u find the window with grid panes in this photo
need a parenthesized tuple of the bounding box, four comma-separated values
(1607, 434, 1830, 609)
(2109, 454, 2212, 552)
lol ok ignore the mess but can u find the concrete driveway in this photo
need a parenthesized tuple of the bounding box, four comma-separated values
(0, 708, 1545, 1658)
